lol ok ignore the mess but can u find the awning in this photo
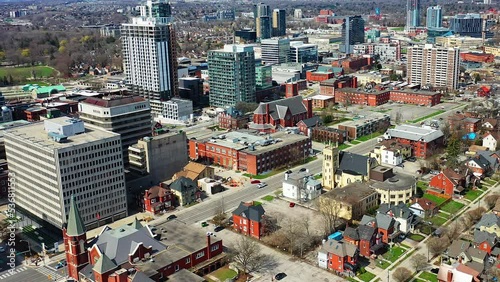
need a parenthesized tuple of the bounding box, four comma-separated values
(370, 243, 385, 252)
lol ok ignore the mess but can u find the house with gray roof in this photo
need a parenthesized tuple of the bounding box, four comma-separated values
(476, 150, 500, 172)
(377, 203, 419, 233)
(232, 202, 266, 239)
(282, 171, 322, 201)
(475, 213, 500, 237)
(334, 151, 378, 188)
(318, 239, 358, 273)
(466, 154, 493, 177)
(170, 176, 199, 206)
(443, 239, 489, 274)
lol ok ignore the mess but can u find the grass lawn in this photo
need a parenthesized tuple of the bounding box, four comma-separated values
(440, 201, 465, 213)
(438, 212, 450, 219)
(414, 279, 426, 282)
(392, 27, 405, 31)
(358, 271, 376, 282)
(409, 233, 425, 242)
(417, 181, 429, 191)
(376, 259, 391, 269)
(356, 132, 383, 142)
(261, 195, 274, 201)
(253, 201, 262, 206)
(350, 140, 361, 145)
(422, 194, 448, 206)
(0, 66, 57, 80)
(484, 179, 496, 186)
(419, 271, 438, 282)
(464, 189, 483, 201)
(429, 215, 447, 226)
(208, 267, 237, 281)
(410, 110, 445, 123)
(338, 143, 351, 150)
(383, 247, 406, 262)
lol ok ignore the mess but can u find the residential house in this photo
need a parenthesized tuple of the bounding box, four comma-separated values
(466, 154, 492, 177)
(378, 203, 418, 234)
(383, 125, 444, 159)
(232, 202, 265, 239)
(173, 162, 215, 183)
(437, 263, 480, 282)
(448, 114, 480, 133)
(369, 141, 412, 166)
(481, 118, 499, 131)
(443, 239, 472, 264)
(443, 239, 488, 274)
(410, 198, 439, 218)
(218, 107, 249, 130)
(335, 152, 378, 188)
(428, 168, 467, 197)
(282, 171, 322, 201)
(477, 150, 500, 172)
(374, 213, 399, 243)
(482, 132, 498, 151)
(318, 182, 378, 221)
(343, 225, 382, 258)
(297, 116, 322, 137)
(473, 230, 497, 255)
(475, 213, 500, 237)
(318, 240, 358, 273)
(142, 186, 174, 214)
(169, 177, 199, 206)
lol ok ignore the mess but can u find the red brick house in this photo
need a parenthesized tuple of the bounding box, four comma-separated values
(343, 225, 380, 258)
(232, 202, 265, 239)
(143, 186, 174, 214)
(318, 240, 358, 273)
(248, 96, 313, 133)
(428, 168, 466, 197)
(297, 116, 321, 136)
(64, 196, 224, 282)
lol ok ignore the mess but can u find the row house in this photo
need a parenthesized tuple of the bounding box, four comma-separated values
(312, 127, 346, 144)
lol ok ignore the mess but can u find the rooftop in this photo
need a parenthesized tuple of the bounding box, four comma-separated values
(311, 94, 335, 100)
(384, 124, 444, 142)
(81, 95, 146, 108)
(321, 182, 376, 205)
(370, 172, 416, 191)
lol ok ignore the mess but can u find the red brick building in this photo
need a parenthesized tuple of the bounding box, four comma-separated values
(332, 56, 374, 71)
(311, 95, 335, 108)
(343, 225, 379, 258)
(334, 87, 441, 107)
(142, 186, 174, 214)
(460, 52, 495, 63)
(285, 80, 307, 98)
(383, 124, 445, 158)
(249, 96, 313, 133)
(64, 196, 224, 282)
(218, 112, 249, 130)
(311, 127, 346, 144)
(232, 202, 265, 239)
(319, 240, 358, 273)
(428, 169, 466, 197)
(319, 76, 358, 96)
(306, 70, 335, 82)
(474, 231, 497, 255)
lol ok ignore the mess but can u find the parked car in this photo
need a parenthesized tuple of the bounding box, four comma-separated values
(275, 273, 287, 280)
(214, 226, 224, 232)
(257, 182, 267, 188)
(167, 214, 177, 221)
(201, 222, 209, 227)
(285, 170, 292, 174)
(56, 260, 67, 269)
(430, 170, 440, 175)
(407, 157, 416, 162)
(299, 168, 307, 172)
(289, 202, 295, 208)
(250, 180, 261, 184)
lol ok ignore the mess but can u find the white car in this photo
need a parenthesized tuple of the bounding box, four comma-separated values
(257, 182, 267, 188)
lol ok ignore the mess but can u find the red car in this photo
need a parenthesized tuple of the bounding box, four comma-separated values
(289, 202, 295, 208)
(251, 180, 261, 184)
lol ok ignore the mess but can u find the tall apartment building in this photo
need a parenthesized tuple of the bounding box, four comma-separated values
(407, 44, 460, 90)
(254, 3, 272, 40)
(78, 96, 152, 164)
(261, 38, 290, 65)
(255, 64, 273, 90)
(4, 118, 127, 230)
(121, 0, 178, 100)
(150, 98, 193, 121)
(208, 45, 256, 107)
(289, 41, 318, 63)
(426, 6, 442, 29)
(449, 13, 484, 38)
(341, 16, 365, 54)
(128, 131, 188, 184)
(272, 9, 286, 37)
(406, 0, 420, 28)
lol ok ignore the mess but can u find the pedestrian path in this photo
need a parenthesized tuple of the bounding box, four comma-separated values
(0, 266, 28, 280)
(35, 265, 64, 281)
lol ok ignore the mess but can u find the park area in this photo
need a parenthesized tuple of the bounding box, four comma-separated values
(0, 66, 57, 80)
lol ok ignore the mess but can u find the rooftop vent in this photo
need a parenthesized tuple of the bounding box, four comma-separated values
(388, 177, 399, 183)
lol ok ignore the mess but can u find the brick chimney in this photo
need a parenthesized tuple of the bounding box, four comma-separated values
(206, 233, 211, 260)
(266, 103, 270, 124)
(447, 270, 453, 282)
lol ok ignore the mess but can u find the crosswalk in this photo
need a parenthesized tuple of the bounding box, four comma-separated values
(0, 266, 27, 279)
(36, 266, 64, 281)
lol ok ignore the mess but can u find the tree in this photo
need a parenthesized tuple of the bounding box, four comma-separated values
(484, 194, 500, 209)
(316, 198, 342, 236)
(473, 73, 481, 84)
(445, 135, 461, 169)
(411, 254, 428, 272)
(212, 198, 226, 226)
(230, 236, 269, 273)
(427, 237, 448, 257)
(235, 102, 258, 114)
(392, 267, 412, 282)
(322, 114, 333, 124)
(394, 111, 403, 124)
(465, 207, 486, 224)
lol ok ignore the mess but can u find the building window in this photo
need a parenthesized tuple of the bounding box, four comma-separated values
(211, 244, 219, 252)
(196, 251, 205, 259)
(175, 265, 179, 271)
(186, 257, 191, 264)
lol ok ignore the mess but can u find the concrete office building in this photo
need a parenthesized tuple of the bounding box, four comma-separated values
(208, 45, 256, 107)
(341, 16, 365, 54)
(128, 131, 188, 183)
(150, 98, 193, 121)
(289, 41, 318, 63)
(121, 0, 178, 100)
(449, 13, 484, 38)
(426, 6, 442, 29)
(406, 0, 420, 28)
(407, 44, 460, 90)
(254, 3, 272, 40)
(78, 96, 152, 164)
(272, 9, 286, 37)
(4, 118, 127, 230)
(261, 38, 290, 65)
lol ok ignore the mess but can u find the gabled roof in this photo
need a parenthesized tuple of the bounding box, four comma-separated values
(254, 96, 307, 121)
(466, 247, 487, 262)
(473, 230, 496, 246)
(467, 155, 491, 170)
(447, 239, 471, 258)
(477, 150, 500, 171)
(378, 203, 414, 220)
(144, 186, 171, 199)
(411, 198, 437, 211)
(441, 168, 465, 186)
(66, 195, 86, 237)
(375, 213, 395, 230)
(93, 253, 117, 274)
(170, 177, 198, 193)
(299, 116, 321, 127)
(320, 240, 357, 258)
(475, 213, 500, 229)
(343, 226, 359, 241)
(358, 225, 376, 241)
(130, 271, 155, 282)
(360, 215, 376, 226)
(232, 202, 265, 222)
(338, 151, 376, 176)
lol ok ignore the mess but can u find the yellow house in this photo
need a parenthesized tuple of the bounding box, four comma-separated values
(318, 182, 379, 221)
(369, 141, 412, 166)
(476, 213, 500, 237)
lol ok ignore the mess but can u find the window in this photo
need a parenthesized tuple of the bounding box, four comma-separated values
(196, 251, 204, 259)
(186, 257, 191, 264)
(211, 244, 219, 252)
(175, 265, 179, 271)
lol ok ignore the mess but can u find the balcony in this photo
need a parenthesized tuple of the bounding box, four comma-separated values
(128, 145, 145, 154)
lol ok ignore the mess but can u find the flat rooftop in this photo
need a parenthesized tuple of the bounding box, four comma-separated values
(311, 94, 335, 100)
(321, 182, 376, 204)
(370, 172, 416, 191)
(336, 112, 389, 128)
(4, 118, 119, 150)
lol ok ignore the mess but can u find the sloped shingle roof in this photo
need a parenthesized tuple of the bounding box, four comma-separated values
(338, 151, 376, 176)
(232, 202, 266, 222)
(254, 96, 307, 121)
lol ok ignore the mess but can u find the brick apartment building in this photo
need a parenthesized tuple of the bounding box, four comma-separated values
(383, 124, 444, 158)
(248, 96, 313, 133)
(312, 127, 347, 144)
(232, 202, 265, 239)
(331, 55, 374, 71)
(319, 76, 358, 96)
(334, 87, 441, 107)
(189, 131, 311, 175)
(337, 114, 390, 140)
(285, 80, 308, 98)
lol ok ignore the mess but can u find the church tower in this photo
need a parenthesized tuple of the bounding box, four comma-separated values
(322, 143, 339, 190)
(63, 195, 89, 280)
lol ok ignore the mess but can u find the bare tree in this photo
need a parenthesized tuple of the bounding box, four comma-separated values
(230, 236, 268, 274)
(394, 111, 403, 124)
(443, 222, 463, 242)
(427, 237, 449, 257)
(392, 267, 412, 282)
(212, 199, 226, 226)
(411, 254, 428, 272)
(484, 194, 500, 210)
(465, 207, 486, 224)
(315, 198, 342, 236)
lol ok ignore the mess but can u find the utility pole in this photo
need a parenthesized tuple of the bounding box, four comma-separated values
(387, 270, 390, 282)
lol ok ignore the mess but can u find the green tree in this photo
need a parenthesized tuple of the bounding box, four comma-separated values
(20, 48, 31, 58)
(322, 115, 333, 124)
(473, 73, 481, 84)
(446, 135, 461, 169)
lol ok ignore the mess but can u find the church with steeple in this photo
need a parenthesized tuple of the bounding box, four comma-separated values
(63, 196, 225, 282)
